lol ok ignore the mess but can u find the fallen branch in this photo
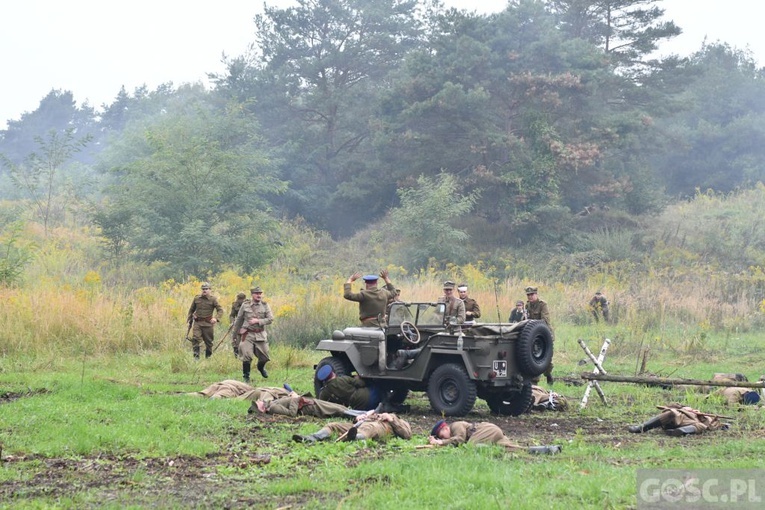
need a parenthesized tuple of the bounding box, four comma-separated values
(581, 373, 765, 388)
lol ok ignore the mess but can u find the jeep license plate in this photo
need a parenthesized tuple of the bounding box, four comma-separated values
(493, 360, 507, 378)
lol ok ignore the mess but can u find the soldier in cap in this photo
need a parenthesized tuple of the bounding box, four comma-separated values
(457, 283, 481, 322)
(438, 281, 466, 325)
(628, 403, 730, 436)
(293, 410, 412, 443)
(589, 291, 610, 323)
(229, 292, 247, 357)
(343, 269, 396, 327)
(428, 420, 560, 454)
(509, 300, 527, 323)
(186, 282, 224, 359)
(525, 286, 554, 384)
(315, 365, 382, 411)
(233, 286, 274, 381)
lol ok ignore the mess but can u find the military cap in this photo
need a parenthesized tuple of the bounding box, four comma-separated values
(743, 391, 761, 405)
(200, 282, 211, 290)
(250, 286, 263, 294)
(236, 292, 246, 299)
(516, 300, 524, 306)
(431, 419, 448, 436)
(595, 291, 602, 296)
(362, 274, 379, 282)
(524, 286, 538, 294)
(443, 281, 455, 289)
(316, 365, 333, 382)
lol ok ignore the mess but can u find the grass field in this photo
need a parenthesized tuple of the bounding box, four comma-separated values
(2, 325, 765, 509)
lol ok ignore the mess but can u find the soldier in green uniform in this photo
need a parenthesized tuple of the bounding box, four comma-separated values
(233, 286, 274, 382)
(252, 394, 361, 418)
(343, 269, 396, 327)
(429, 420, 560, 454)
(292, 411, 412, 443)
(186, 282, 224, 359)
(316, 366, 381, 410)
(525, 286, 554, 384)
(589, 291, 610, 323)
(457, 283, 481, 322)
(628, 403, 730, 436)
(229, 292, 247, 357)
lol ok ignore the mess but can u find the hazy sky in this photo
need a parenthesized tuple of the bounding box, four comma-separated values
(1, 0, 762, 129)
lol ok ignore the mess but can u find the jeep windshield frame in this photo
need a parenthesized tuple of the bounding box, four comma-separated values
(388, 302, 446, 328)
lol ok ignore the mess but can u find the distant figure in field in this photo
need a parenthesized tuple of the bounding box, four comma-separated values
(229, 292, 247, 357)
(525, 286, 553, 385)
(589, 291, 610, 323)
(186, 282, 224, 359)
(457, 283, 481, 322)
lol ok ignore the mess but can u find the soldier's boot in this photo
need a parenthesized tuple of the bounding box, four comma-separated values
(242, 361, 251, 383)
(193, 346, 200, 360)
(664, 425, 697, 437)
(292, 429, 331, 443)
(345, 427, 359, 441)
(205, 348, 212, 359)
(545, 372, 555, 385)
(628, 416, 663, 433)
(528, 445, 562, 455)
(257, 361, 269, 379)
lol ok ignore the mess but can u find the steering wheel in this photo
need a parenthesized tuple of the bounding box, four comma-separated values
(400, 321, 421, 345)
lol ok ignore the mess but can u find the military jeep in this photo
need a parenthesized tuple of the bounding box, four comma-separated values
(312, 301, 554, 416)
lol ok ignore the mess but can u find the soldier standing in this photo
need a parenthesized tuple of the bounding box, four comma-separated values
(229, 292, 247, 357)
(457, 283, 481, 322)
(186, 282, 224, 359)
(525, 286, 554, 384)
(233, 286, 274, 381)
(343, 269, 396, 327)
(589, 291, 610, 323)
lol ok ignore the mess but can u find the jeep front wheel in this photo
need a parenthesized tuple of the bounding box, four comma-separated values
(314, 356, 352, 396)
(486, 383, 533, 416)
(427, 363, 477, 416)
(516, 320, 553, 377)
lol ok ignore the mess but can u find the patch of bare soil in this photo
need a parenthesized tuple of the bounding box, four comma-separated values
(0, 389, 748, 508)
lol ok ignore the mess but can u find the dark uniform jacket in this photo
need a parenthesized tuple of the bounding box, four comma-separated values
(462, 297, 481, 320)
(526, 299, 551, 326)
(344, 282, 396, 326)
(319, 375, 376, 410)
(187, 294, 224, 323)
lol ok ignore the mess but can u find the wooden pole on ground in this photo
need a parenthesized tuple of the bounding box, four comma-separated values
(581, 373, 765, 388)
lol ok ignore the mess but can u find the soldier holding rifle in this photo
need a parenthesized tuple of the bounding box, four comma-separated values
(186, 282, 224, 359)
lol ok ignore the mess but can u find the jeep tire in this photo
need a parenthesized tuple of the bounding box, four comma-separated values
(516, 320, 554, 377)
(427, 363, 477, 416)
(314, 356, 353, 397)
(486, 383, 533, 416)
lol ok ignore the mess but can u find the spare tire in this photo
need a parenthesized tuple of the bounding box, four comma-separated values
(313, 356, 353, 397)
(515, 320, 553, 377)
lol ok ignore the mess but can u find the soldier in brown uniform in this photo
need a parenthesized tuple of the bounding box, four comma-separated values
(344, 270, 396, 327)
(588, 291, 610, 323)
(457, 283, 481, 322)
(438, 281, 466, 324)
(229, 292, 247, 357)
(316, 366, 381, 410)
(233, 286, 274, 381)
(428, 420, 560, 454)
(628, 403, 729, 436)
(525, 286, 554, 384)
(187, 282, 224, 359)
(292, 411, 412, 443)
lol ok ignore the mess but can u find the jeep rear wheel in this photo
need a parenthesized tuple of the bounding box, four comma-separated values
(427, 363, 477, 416)
(314, 356, 353, 396)
(516, 320, 553, 377)
(486, 383, 533, 416)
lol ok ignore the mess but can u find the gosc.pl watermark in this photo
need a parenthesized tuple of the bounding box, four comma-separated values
(637, 469, 764, 509)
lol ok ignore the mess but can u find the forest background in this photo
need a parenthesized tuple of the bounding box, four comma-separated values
(2, 0, 765, 351)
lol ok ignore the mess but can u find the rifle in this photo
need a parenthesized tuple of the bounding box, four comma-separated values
(183, 318, 194, 343)
(211, 322, 235, 354)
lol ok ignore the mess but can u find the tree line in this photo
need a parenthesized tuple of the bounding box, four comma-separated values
(1, 0, 764, 279)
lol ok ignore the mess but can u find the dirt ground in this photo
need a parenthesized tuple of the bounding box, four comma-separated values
(0, 387, 751, 508)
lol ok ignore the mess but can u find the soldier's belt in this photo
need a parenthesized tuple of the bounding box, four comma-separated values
(197, 317, 214, 323)
(246, 327, 265, 333)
